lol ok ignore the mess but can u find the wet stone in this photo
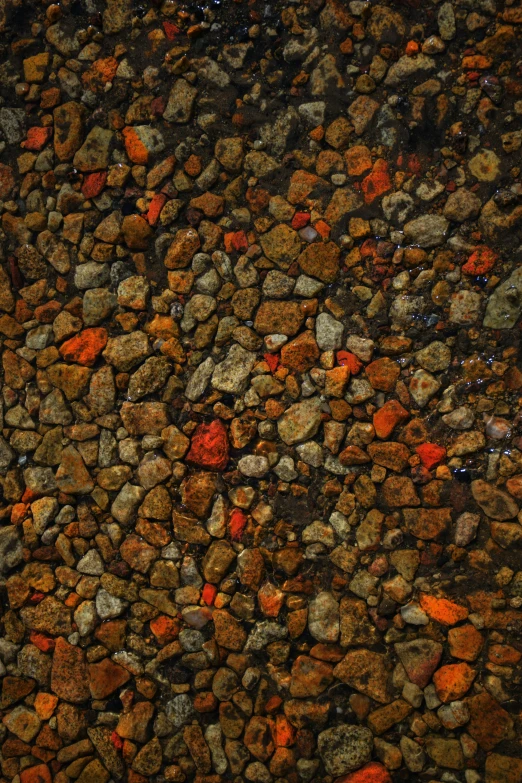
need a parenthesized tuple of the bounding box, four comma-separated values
(0, 4, 520, 782)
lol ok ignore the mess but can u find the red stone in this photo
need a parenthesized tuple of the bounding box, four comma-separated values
(224, 230, 249, 253)
(111, 731, 124, 750)
(229, 508, 247, 541)
(202, 583, 218, 606)
(186, 419, 229, 471)
(462, 246, 498, 276)
(82, 171, 107, 199)
(416, 443, 446, 470)
(22, 127, 53, 151)
(30, 632, 55, 652)
(59, 327, 108, 366)
(163, 21, 181, 39)
(264, 353, 279, 373)
(361, 159, 391, 204)
(336, 351, 363, 374)
(291, 212, 310, 230)
(334, 762, 392, 783)
(147, 193, 167, 226)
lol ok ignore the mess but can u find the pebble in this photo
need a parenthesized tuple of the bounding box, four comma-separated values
(0, 4, 520, 783)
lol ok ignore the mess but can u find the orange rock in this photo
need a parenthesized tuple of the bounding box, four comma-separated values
(488, 643, 522, 665)
(462, 54, 493, 69)
(34, 693, 59, 720)
(344, 145, 372, 176)
(82, 57, 119, 92)
(289, 655, 334, 698)
(244, 716, 275, 762)
(59, 328, 108, 366)
(403, 508, 451, 540)
(272, 715, 296, 747)
(416, 443, 446, 470)
(373, 400, 409, 439)
(433, 662, 476, 702)
(448, 625, 484, 661)
(20, 764, 52, 783)
(287, 169, 322, 204)
(419, 593, 469, 625)
(190, 191, 224, 218)
(164, 227, 200, 269)
(361, 159, 392, 204)
(298, 241, 341, 283)
(462, 246, 498, 275)
(281, 331, 320, 372)
(365, 357, 400, 392)
(339, 445, 371, 466)
(122, 215, 153, 249)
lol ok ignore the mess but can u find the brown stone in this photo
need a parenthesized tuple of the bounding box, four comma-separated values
(51, 638, 89, 703)
(298, 242, 340, 283)
(254, 300, 305, 336)
(334, 649, 391, 704)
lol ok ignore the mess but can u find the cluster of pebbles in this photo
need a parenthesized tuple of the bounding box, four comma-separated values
(1, 0, 522, 782)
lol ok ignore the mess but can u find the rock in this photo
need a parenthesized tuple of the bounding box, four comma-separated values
(164, 79, 198, 123)
(51, 637, 90, 703)
(298, 242, 340, 282)
(238, 455, 270, 477)
(483, 267, 522, 329)
(316, 313, 343, 350)
(278, 397, 323, 445)
(254, 301, 304, 336)
(260, 224, 301, 269)
(318, 725, 373, 776)
(103, 331, 151, 372)
(395, 639, 443, 687)
(334, 650, 391, 704)
(73, 127, 113, 171)
(308, 591, 339, 642)
(403, 214, 449, 247)
(385, 54, 436, 86)
(0, 525, 23, 573)
(211, 344, 256, 393)
(471, 479, 519, 520)
(443, 188, 482, 222)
